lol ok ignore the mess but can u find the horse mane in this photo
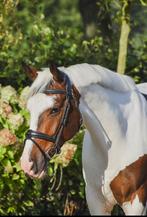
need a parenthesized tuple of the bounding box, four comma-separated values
(28, 63, 137, 98)
(64, 63, 137, 93)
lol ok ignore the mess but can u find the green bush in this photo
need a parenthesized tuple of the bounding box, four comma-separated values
(1, 1, 147, 87)
(0, 0, 118, 88)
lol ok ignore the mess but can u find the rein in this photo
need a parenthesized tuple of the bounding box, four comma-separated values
(24, 74, 74, 160)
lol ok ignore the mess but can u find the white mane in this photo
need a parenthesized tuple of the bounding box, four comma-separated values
(28, 63, 137, 98)
(63, 63, 137, 92)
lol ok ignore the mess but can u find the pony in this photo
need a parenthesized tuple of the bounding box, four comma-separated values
(20, 63, 147, 215)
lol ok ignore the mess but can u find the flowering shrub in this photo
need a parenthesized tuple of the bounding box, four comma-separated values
(0, 84, 88, 215)
(1, 85, 18, 104)
(51, 143, 77, 168)
(0, 84, 32, 215)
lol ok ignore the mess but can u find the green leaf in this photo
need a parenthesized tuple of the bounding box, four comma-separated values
(0, 147, 6, 158)
(12, 173, 20, 180)
(7, 150, 14, 159)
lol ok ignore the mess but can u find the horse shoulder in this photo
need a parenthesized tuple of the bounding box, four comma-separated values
(110, 154, 147, 213)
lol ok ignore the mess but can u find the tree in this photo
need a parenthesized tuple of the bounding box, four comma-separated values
(79, 0, 112, 40)
(117, 0, 131, 74)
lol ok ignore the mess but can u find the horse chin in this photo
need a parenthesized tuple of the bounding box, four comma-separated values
(29, 169, 47, 179)
(28, 160, 48, 179)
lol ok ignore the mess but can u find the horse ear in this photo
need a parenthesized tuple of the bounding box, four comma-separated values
(22, 62, 38, 81)
(49, 63, 64, 82)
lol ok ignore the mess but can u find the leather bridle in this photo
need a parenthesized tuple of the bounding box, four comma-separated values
(24, 74, 82, 161)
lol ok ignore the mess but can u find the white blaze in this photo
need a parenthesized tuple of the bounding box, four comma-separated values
(20, 93, 56, 171)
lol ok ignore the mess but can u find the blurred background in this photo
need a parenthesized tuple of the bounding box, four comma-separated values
(0, 0, 147, 215)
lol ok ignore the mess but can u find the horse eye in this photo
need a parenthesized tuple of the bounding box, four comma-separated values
(50, 107, 59, 114)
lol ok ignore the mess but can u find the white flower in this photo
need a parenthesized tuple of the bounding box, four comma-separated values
(51, 143, 77, 167)
(0, 99, 12, 117)
(8, 113, 24, 130)
(1, 85, 18, 103)
(18, 86, 30, 108)
(0, 128, 17, 146)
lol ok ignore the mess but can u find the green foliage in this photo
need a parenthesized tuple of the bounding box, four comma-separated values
(0, 0, 82, 86)
(0, 0, 147, 215)
(0, 145, 35, 215)
(1, 0, 146, 88)
(0, 0, 118, 87)
(0, 85, 37, 215)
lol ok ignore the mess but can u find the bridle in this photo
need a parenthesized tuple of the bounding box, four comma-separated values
(24, 73, 82, 161)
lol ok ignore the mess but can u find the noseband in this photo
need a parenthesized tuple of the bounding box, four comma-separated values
(24, 74, 81, 161)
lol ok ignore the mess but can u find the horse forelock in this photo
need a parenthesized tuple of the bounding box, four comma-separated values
(26, 68, 56, 130)
(28, 68, 53, 98)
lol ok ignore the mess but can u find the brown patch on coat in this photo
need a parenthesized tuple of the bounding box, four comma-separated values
(110, 154, 147, 206)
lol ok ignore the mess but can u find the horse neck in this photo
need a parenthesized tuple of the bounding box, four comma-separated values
(79, 98, 111, 156)
(61, 67, 111, 155)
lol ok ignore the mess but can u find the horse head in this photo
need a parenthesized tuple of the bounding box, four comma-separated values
(20, 63, 82, 179)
